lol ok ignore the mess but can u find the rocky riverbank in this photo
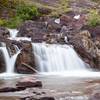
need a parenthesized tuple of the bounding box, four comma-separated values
(0, 75, 100, 100)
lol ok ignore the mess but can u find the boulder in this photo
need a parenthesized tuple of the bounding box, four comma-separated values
(18, 20, 46, 42)
(0, 87, 25, 93)
(15, 42, 36, 74)
(69, 30, 100, 69)
(46, 18, 61, 33)
(16, 77, 42, 88)
(18, 20, 63, 43)
(21, 97, 55, 100)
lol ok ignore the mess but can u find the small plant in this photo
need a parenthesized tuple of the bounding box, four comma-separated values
(0, 0, 40, 28)
(88, 9, 100, 27)
(16, 4, 39, 20)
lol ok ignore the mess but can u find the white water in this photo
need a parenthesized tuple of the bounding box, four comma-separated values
(32, 43, 100, 78)
(8, 29, 18, 38)
(8, 29, 31, 41)
(0, 29, 21, 77)
(0, 29, 32, 77)
(32, 43, 89, 72)
(8, 37, 31, 41)
(0, 47, 20, 75)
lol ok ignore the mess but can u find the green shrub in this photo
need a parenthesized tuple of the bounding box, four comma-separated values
(0, 0, 40, 28)
(16, 5, 39, 20)
(88, 10, 100, 27)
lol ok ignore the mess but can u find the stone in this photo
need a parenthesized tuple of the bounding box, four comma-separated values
(18, 20, 46, 42)
(15, 42, 36, 74)
(0, 87, 25, 93)
(16, 81, 42, 88)
(46, 18, 62, 33)
(68, 30, 100, 68)
(21, 97, 55, 100)
(16, 77, 42, 88)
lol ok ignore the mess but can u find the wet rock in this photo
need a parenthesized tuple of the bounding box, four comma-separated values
(40, 97, 55, 100)
(21, 97, 55, 100)
(0, 50, 6, 73)
(16, 77, 42, 88)
(0, 87, 25, 93)
(16, 81, 42, 88)
(69, 31, 100, 69)
(0, 27, 10, 38)
(15, 42, 36, 74)
(69, 30, 100, 68)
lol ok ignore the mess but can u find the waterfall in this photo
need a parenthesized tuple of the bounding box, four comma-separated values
(8, 28, 31, 41)
(8, 29, 18, 38)
(0, 47, 20, 75)
(0, 29, 21, 76)
(32, 43, 89, 73)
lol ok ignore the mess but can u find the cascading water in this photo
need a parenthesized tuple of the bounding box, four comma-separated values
(0, 47, 20, 75)
(0, 29, 21, 77)
(0, 29, 32, 77)
(32, 43, 100, 77)
(0, 29, 100, 77)
(8, 28, 31, 41)
(8, 29, 18, 38)
(32, 43, 89, 73)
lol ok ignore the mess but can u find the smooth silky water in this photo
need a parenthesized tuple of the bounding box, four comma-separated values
(32, 43, 100, 77)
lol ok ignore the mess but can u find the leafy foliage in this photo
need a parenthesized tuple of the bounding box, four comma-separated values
(0, 0, 39, 28)
(16, 4, 39, 20)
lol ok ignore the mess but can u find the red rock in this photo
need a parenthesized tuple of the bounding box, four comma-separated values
(16, 77, 42, 88)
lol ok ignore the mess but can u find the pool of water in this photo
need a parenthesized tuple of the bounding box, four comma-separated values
(0, 73, 99, 100)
